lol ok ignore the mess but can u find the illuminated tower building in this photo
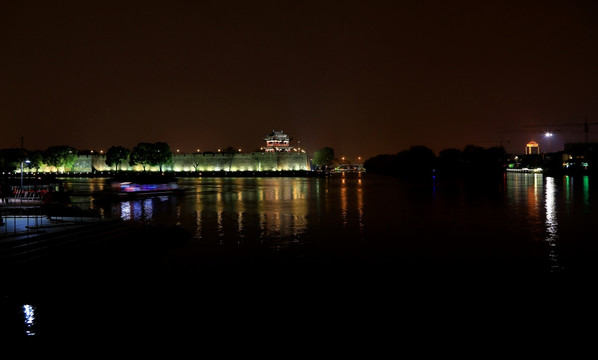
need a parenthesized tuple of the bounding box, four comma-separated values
(526, 140, 540, 155)
(263, 130, 293, 152)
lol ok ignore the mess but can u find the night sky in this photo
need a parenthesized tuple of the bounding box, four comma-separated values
(2, 0, 598, 160)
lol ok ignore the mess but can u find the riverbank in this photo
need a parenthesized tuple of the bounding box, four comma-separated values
(4, 170, 330, 182)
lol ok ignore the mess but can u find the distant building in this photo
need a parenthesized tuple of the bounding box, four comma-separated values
(526, 140, 540, 155)
(563, 142, 598, 171)
(263, 130, 293, 152)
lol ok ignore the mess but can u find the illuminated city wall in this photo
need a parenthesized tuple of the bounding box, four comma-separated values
(23, 152, 310, 173)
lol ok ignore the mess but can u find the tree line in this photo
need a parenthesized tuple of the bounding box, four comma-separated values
(0, 142, 174, 172)
(0, 145, 78, 173)
(109, 142, 173, 172)
(364, 145, 507, 178)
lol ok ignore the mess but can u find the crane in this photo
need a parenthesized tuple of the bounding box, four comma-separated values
(523, 117, 598, 143)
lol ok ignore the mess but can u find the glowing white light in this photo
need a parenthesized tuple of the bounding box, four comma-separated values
(120, 202, 131, 220)
(545, 177, 561, 272)
(23, 304, 36, 336)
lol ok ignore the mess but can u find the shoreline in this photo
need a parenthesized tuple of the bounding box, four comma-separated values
(3, 169, 333, 181)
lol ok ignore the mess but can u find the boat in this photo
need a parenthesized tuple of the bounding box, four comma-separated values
(92, 174, 185, 203)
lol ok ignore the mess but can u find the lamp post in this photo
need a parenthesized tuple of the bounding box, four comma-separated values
(545, 131, 553, 153)
(20, 159, 30, 190)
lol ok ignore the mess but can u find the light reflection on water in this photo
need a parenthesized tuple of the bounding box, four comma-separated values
(113, 176, 364, 247)
(506, 173, 565, 271)
(107, 177, 314, 244)
(11, 173, 598, 341)
(341, 176, 348, 228)
(66, 173, 594, 271)
(23, 304, 36, 336)
(507, 173, 544, 236)
(545, 177, 561, 272)
(357, 178, 364, 236)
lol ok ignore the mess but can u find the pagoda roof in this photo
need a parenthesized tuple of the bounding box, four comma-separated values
(264, 130, 292, 140)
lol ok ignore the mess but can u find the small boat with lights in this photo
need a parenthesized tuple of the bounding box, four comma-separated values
(92, 174, 185, 202)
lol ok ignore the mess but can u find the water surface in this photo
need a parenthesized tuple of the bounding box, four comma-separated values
(64, 172, 597, 278)
(6, 172, 598, 351)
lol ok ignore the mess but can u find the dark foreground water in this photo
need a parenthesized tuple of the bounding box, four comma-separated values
(3, 173, 598, 354)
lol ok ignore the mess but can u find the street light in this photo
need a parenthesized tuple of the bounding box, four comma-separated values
(21, 159, 30, 190)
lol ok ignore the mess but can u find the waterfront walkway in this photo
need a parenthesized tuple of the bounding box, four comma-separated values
(0, 199, 102, 241)
(0, 215, 100, 241)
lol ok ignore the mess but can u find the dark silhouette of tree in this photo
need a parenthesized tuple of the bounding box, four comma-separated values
(484, 146, 507, 173)
(151, 142, 173, 172)
(27, 150, 44, 173)
(191, 153, 203, 171)
(44, 145, 77, 170)
(105, 146, 130, 172)
(462, 145, 485, 171)
(129, 143, 153, 171)
(436, 148, 463, 176)
(462, 145, 506, 174)
(129, 142, 173, 172)
(363, 154, 395, 175)
(404, 145, 435, 177)
(364, 146, 434, 178)
(365, 144, 508, 180)
(312, 147, 335, 169)
(222, 146, 236, 154)
(0, 148, 23, 172)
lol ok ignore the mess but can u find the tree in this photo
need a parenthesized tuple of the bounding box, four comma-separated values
(105, 146, 130, 172)
(405, 145, 435, 177)
(363, 154, 395, 175)
(363, 146, 434, 177)
(43, 146, 77, 170)
(129, 143, 153, 171)
(27, 150, 44, 173)
(151, 142, 173, 172)
(436, 148, 463, 176)
(0, 148, 23, 172)
(191, 153, 203, 171)
(129, 142, 172, 171)
(312, 147, 335, 169)
(220, 146, 236, 171)
(222, 146, 236, 154)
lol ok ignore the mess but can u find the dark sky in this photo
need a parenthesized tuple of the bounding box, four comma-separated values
(2, 0, 598, 160)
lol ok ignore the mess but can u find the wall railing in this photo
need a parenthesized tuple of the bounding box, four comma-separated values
(0, 199, 103, 238)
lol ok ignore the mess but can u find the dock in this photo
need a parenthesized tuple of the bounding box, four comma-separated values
(505, 168, 543, 173)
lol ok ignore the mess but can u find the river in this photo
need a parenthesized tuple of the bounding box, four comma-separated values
(4, 172, 598, 353)
(64, 172, 597, 276)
